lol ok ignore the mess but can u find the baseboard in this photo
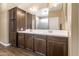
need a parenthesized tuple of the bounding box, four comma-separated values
(0, 41, 11, 47)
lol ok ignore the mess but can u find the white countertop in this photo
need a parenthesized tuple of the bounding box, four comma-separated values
(17, 29, 68, 37)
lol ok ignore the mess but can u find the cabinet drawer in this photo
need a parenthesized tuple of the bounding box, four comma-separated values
(18, 33, 25, 38)
(47, 36, 68, 42)
(34, 34, 46, 39)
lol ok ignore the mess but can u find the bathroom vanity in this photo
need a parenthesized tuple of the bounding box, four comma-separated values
(17, 30, 68, 56)
(9, 5, 68, 56)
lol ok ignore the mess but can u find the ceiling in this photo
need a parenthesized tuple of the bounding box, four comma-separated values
(7, 3, 63, 17)
(7, 3, 48, 10)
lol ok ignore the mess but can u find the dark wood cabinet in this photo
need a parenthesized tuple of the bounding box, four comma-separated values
(47, 36, 68, 56)
(9, 8, 17, 47)
(18, 33, 25, 48)
(9, 7, 26, 47)
(34, 35, 46, 55)
(17, 33, 68, 56)
(25, 34, 33, 51)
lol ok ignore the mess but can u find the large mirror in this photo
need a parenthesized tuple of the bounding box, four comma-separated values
(27, 3, 67, 30)
(8, 3, 67, 30)
(7, 3, 67, 30)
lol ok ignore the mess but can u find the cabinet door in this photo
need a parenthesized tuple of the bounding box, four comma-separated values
(17, 9, 26, 31)
(9, 8, 16, 20)
(18, 33, 25, 48)
(9, 32, 17, 47)
(47, 37, 68, 56)
(34, 35, 46, 55)
(27, 13, 32, 29)
(25, 34, 33, 51)
(9, 20, 16, 32)
(9, 20, 17, 47)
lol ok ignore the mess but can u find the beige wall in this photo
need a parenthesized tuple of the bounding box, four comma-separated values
(0, 4, 9, 44)
(77, 3, 79, 56)
(71, 3, 78, 56)
(0, 4, 1, 40)
(67, 3, 72, 56)
(78, 4, 79, 56)
(68, 3, 79, 56)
